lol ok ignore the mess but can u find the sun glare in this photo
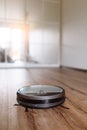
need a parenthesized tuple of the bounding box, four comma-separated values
(11, 28, 24, 50)
(0, 27, 10, 48)
(0, 27, 23, 50)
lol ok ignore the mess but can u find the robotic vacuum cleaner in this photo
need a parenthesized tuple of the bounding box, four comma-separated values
(17, 85, 65, 109)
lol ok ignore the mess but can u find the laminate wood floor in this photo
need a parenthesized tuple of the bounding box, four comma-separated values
(0, 68, 87, 130)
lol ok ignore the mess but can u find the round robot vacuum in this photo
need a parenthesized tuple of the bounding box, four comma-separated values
(17, 85, 65, 109)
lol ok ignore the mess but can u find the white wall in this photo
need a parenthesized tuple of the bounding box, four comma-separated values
(0, 0, 24, 22)
(28, 0, 60, 64)
(62, 0, 87, 70)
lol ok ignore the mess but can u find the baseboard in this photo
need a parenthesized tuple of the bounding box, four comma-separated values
(0, 63, 60, 69)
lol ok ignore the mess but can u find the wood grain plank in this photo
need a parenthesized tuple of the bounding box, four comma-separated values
(0, 68, 87, 130)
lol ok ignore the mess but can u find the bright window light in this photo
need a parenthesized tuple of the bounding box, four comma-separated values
(0, 27, 10, 48)
(0, 26, 25, 61)
(11, 28, 24, 50)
